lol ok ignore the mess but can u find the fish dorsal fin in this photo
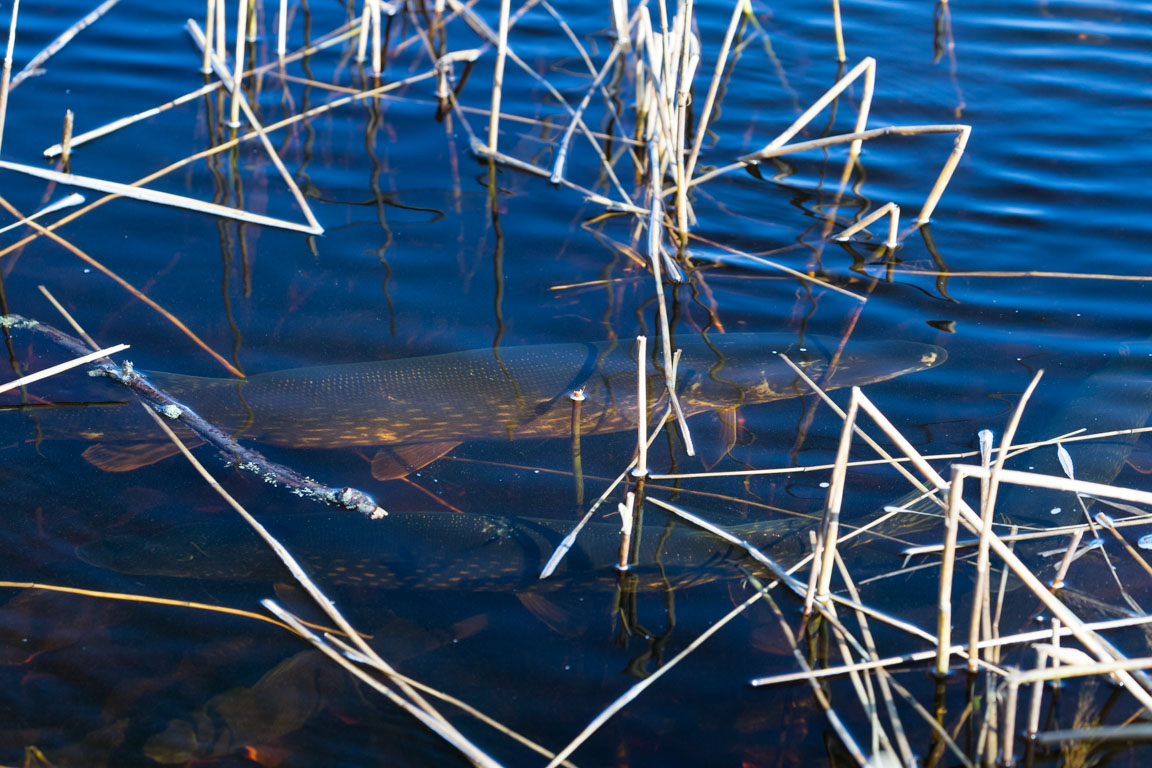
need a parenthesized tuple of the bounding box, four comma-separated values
(370, 442, 459, 481)
(82, 440, 203, 472)
(698, 407, 742, 470)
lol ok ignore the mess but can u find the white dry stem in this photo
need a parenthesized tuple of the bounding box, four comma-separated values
(10, 0, 121, 88)
(190, 19, 324, 234)
(0, 343, 128, 394)
(0, 159, 320, 235)
(0, 193, 84, 235)
(0, 0, 19, 158)
(849, 387, 1152, 712)
(486, 0, 511, 153)
(835, 202, 900, 248)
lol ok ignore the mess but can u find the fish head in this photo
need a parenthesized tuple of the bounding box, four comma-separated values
(672, 334, 947, 409)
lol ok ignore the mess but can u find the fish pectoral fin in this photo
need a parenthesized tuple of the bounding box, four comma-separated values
(699, 407, 743, 470)
(370, 442, 460, 481)
(82, 439, 204, 473)
(516, 592, 583, 636)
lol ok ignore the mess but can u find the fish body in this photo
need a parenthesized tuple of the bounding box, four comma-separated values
(143, 334, 943, 448)
(16, 333, 944, 478)
(77, 507, 936, 592)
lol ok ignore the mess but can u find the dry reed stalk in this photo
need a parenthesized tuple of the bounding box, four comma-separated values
(276, 0, 286, 57)
(264, 604, 506, 768)
(831, 0, 845, 62)
(1002, 675, 1020, 764)
(215, 0, 225, 61)
(633, 334, 650, 478)
(371, 0, 383, 76)
(0, 580, 347, 635)
(933, 466, 966, 676)
(569, 388, 585, 504)
(0, 192, 83, 235)
(812, 395, 859, 606)
(834, 549, 915, 766)
(0, 342, 128, 394)
(685, 233, 866, 300)
(486, 0, 510, 153)
(471, 139, 617, 204)
(644, 140, 694, 454)
(6, 66, 438, 263)
(138, 409, 479, 752)
(538, 403, 671, 578)
(1095, 512, 1152, 580)
(60, 109, 73, 172)
(321, 640, 578, 768)
(229, 0, 252, 127)
(850, 388, 1152, 710)
(672, 0, 697, 241)
(550, 43, 623, 184)
(652, 498, 934, 647)
(0, 0, 19, 158)
(693, 123, 968, 225)
(449, 1, 634, 203)
(203, 0, 217, 73)
(191, 20, 324, 234)
(754, 576, 872, 767)
(37, 284, 99, 351)
(43, 82, 221, 158)
(752, 614, 1152, 687)
(742, 56, 875, 165)
(1025, 643, 1051, 739)
(777, 352, 931, 492)
(10, 0, 121, 89)
(602, 0, 627, 49)
(615, 490, 636, 570)
(356, 0, 370, 61)
(835, 202, 900, 248)
(683, 0, 744, 188)
(544, 588, 767, 768)
(0, 159, 320, 234)
(1049, 528, 1084, 589)
(880, 267, 1152, 282)
(0, 194, 244, 377)
(966, 371, 1044, 672)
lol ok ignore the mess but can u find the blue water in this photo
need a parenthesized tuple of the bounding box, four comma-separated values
(2, 0, 1152, 765)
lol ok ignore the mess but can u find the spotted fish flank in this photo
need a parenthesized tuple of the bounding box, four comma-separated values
(78, 507, 940, 592)
(53, 334, 945, 479)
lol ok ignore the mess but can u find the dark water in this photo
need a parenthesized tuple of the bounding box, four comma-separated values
(2, 0, 1152, 765)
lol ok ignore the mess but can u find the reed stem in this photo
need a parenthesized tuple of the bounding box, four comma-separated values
(0, 0, 19, 159)
(486, 0, 510, 153)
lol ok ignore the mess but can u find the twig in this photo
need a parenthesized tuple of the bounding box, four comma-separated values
(0, 314, 382, 516)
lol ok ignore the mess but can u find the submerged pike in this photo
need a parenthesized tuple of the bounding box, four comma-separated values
(68, 334, 945, 479)
(78, 507, 938, 592)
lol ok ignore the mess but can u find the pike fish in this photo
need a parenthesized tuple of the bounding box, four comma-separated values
(69, 334, 945, 480)
(78, 506, 938, 592)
